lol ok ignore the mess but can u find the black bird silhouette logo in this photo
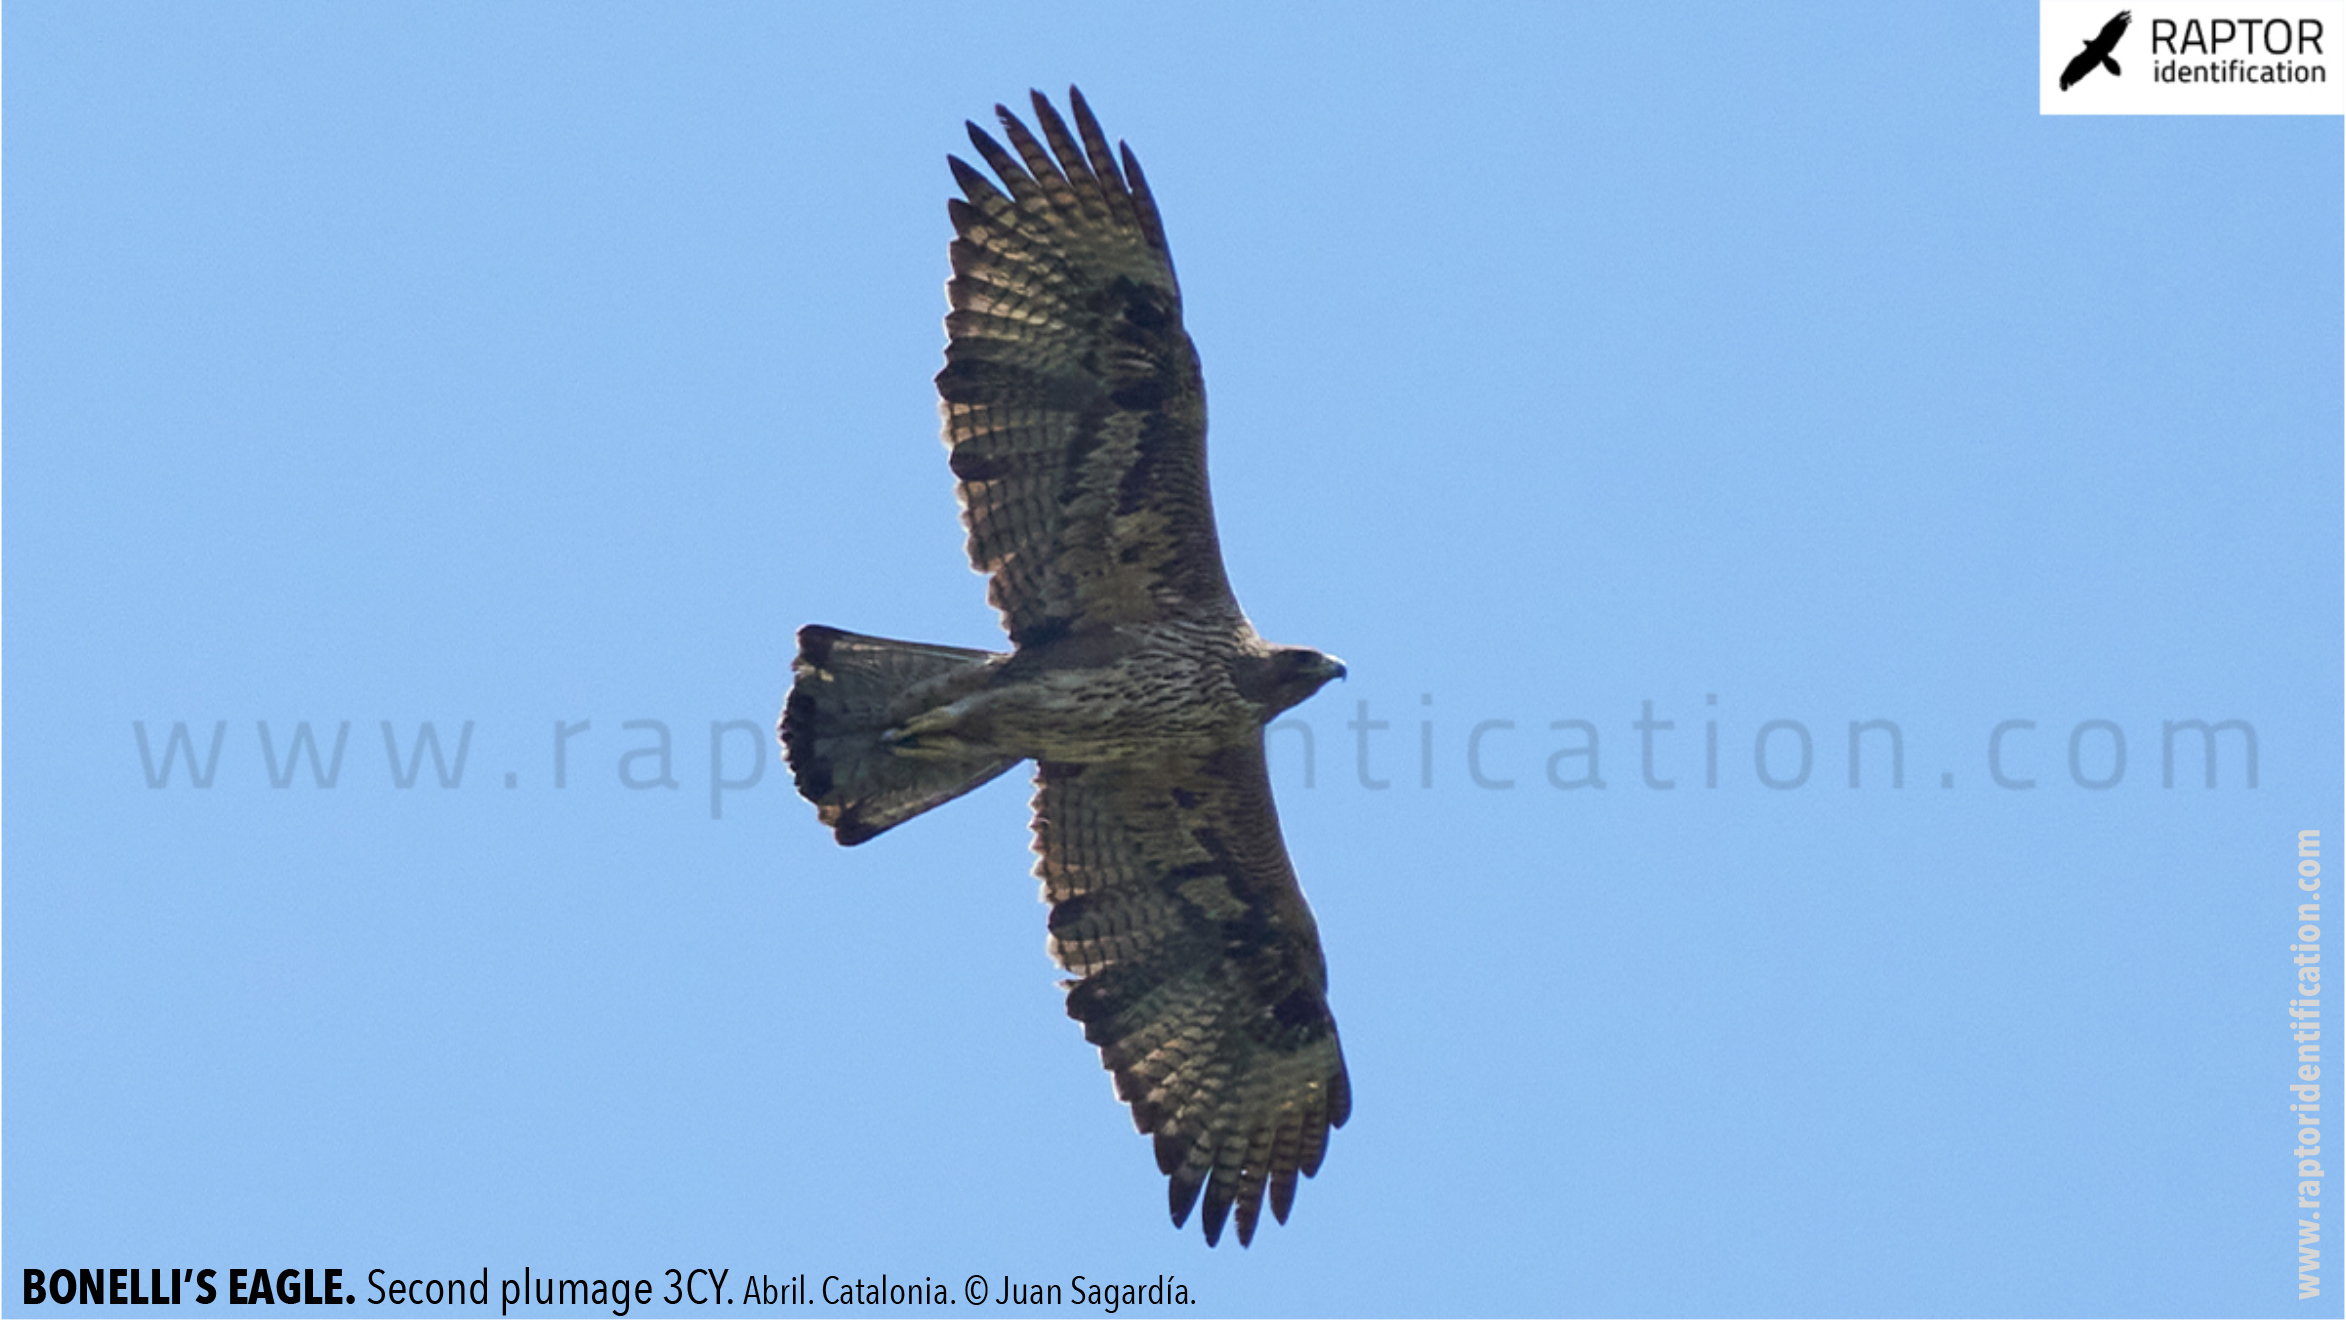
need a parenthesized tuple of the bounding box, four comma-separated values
(2060, 10, 2132, 90)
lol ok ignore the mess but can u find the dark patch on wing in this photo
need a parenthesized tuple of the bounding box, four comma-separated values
(1014, 615, 1072, 649)
(946, 446, 1010, 483)
(1271, 985, 1332, 1029)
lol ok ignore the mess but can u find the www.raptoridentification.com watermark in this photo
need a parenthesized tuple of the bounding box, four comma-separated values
(2291, 828, 2325, 1300)
(129, 695, 2261, 819)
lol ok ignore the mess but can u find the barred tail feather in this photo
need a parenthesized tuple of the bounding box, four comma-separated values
(778, 624, 1017, 845)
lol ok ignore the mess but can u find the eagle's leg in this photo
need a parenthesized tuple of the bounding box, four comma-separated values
(883, 695, 995, 760)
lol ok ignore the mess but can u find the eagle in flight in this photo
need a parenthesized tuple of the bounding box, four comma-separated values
(779, 88, 1351, 1247)
(2059, 10, 2131, 91)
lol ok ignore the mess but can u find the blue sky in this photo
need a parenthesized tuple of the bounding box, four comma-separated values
(6, 4, 2340, 1316)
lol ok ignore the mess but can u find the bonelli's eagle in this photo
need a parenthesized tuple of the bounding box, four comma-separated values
(779, 88, 1351, 1247)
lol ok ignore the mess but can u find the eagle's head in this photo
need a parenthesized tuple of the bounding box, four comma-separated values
(1244, 645, 1347, 720)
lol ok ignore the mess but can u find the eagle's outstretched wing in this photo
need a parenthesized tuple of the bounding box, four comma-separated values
(1033, 745, 1351, 1246)
(938, 89, 1238, 648)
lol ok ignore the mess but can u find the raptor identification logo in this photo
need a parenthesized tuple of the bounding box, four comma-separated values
(2040, 1, 2346, 112)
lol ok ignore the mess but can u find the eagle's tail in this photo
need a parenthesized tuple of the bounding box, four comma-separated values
(779, 624, 1018, 845)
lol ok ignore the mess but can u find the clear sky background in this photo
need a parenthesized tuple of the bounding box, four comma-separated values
(6, 4, 2340, 1317)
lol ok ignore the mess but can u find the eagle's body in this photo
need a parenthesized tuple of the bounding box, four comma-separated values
(898, 619, 1324, 762)
(779, 89, 1350, 1248)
